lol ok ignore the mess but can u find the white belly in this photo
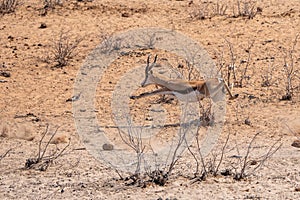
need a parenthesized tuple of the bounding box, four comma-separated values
(172, 91, 205, 102)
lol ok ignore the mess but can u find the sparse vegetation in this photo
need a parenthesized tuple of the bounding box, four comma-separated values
(25, 125, 70, 171)
(0, 0, 18, 15)
(117, 113, 192, 187)
(46, 30, 83, 68)
(189, 0, 262, 20)
(188, 131, 281, 183)
(230, 132, 282, 180)
(281, 34, 299, 101)
(232, 0, 261, 19)
(189, 133, 230, 182)
(1, 0, 299, 198)
(216, 38, 255, 88)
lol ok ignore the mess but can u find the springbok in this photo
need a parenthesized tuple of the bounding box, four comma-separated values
(130, 55, 238, 102)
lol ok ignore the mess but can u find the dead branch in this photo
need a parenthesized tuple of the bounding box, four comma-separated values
(25, 125, 71, 171)
(0, 148, 12, 161)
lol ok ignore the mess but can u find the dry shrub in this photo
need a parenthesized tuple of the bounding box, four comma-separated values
(0, 0, 19, 15)
(189, 0, 262, 20)
(50, 30, 84, 68)
(25, 125, 71, 171)
(232, 0, 261, 19)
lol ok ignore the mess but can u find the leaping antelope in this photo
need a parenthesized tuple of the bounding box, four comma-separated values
(130, 55, 238, 102)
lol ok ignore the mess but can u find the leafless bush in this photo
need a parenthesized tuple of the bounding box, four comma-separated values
(189, 0, 211, 20)
(188, 131, 282, 183)
(48, 30, 83, 68)
(117, 117, 166, 187)
(280, 34, 299, 101)
(218, 38, 255, 88)
(230, 132, 282, 180)
(118, 106, 193, 187)
(232, 0, 261, 19)
(260, 57, 279, 102)
(189, 133, 230, 182)
(213, 0, 228, 16)
(190, 0, 261, 20)
(39, 0, 63, 15)
(176, 59, 202, 81)
(118, 118, 146, 177)
(0, 0, 18, 15)
(25, 125, 71, 171)
(42, 0, 63, 9)
(261, 58, 276, 88)
(189, 1, 227, 20)
(199, 99, 215, 127)
(99, 33, 124, 54)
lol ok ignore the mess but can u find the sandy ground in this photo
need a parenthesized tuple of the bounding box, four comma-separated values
(0, 0, 300, 199)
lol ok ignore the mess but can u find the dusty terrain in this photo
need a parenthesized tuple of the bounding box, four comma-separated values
(0, 0, 300, 199)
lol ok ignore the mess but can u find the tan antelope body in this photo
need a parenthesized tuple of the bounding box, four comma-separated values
(130, 55, 238, 102)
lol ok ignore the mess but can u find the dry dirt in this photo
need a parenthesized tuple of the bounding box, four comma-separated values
(0, 0, 300, 199)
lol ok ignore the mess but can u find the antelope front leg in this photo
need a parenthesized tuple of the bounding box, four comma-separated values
(222, 79, 239, 100)
(130, 88, 172, 100)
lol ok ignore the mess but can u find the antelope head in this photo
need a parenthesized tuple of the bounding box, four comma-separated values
(141, 55, 158, 87)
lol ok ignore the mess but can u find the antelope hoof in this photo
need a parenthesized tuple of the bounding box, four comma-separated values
(229, 94, 239, 100)
(130, 95, 138, 99)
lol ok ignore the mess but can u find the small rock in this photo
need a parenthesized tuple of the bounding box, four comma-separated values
(121, 12, 130, 17)
(8, 35, 14, 41)
(250, 160, 258, 165)
(103, 143, 114, 151)
(281, 94, 292, 101)
(245, 118, 251, 126)
(39, 23, 47, 29)
(295, 187, 300, 192)
(0, 71, 11, 77)
(291, 140, 300, 148)
(248, 95, 256, 100)
(145, 117, 153, 121)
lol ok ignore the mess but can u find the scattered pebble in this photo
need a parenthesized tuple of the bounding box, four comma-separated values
(0, 71, 10, 77)
(39, 23, 47, 29)
(245, 118, 251, 126)
(103, 143, 114, 151)
(291, 140, 300, 148)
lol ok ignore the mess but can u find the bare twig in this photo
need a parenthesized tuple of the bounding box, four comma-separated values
(236, 132, 260, 180)
(281, 34, 299, 100)
(214, 133, 230, 176)
(232, 132, 282, 180)
(0, 148, 12, 161)
(25, 125, 70, 171)
(233, 0, 260, 19)
(222, 38, 254, 88)
(238, 40, 255, 87)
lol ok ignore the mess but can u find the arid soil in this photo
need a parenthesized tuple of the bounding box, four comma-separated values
(0, 0, 300, 199)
